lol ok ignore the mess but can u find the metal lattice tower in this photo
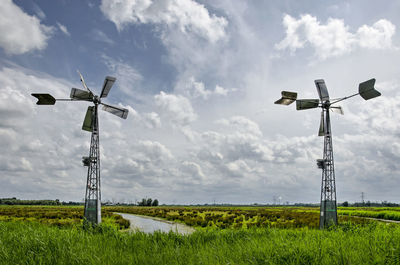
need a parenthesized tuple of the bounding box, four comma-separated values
(84, 103, 101, 224)
(275, 78, 381, 229)
(319, 107, 337, 228)
(32, 72, 129, 225)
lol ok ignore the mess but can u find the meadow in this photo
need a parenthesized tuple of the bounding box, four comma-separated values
(1, 205, 400, 264)
(1, 220, 400, 264)
(0, 205, 130, 229)
(339, 207, 400, 221)
(106, 206, 371, 229)
(0, 205, 373, 229)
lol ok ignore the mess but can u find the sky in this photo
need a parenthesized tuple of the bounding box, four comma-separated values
(0, 0, 400, 205)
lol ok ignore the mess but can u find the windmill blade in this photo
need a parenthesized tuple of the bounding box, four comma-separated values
(359, 78, 381, 100)
(101, 103, 128, 119)
(82, 106, 94, 132)
(70, 88, 93, 100)
(296, 99, 320, 110)
(330, 106, 344, 115)
(318, 111, 325, 136)
(31, 93, 56, 105)
(77, 70, 94, 94)
(100, 76, 116, 98)
(274, 91, 297, 105)
(315, 79, 330, 101)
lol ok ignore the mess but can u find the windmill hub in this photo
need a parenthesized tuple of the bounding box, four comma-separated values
(322, 101, 331, 109)
(93, 95, 101, 104)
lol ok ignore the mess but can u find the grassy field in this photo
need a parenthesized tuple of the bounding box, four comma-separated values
(1, 220, 400, 264)
(339, 207, 400, 221)
(0, 205, 129, 229)
(0, 205, 373, 229)
(106, 206, 371, 229)
(0, 205, 399, 264)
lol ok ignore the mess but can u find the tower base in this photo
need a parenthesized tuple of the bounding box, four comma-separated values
(319, 200, 337, 229)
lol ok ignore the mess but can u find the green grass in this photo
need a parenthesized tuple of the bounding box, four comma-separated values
(0, 205, 129, 229)
(1, 221, 400, 264)
(339, 207, 400, 221)
(0, 205, 374, 230)
(106, 206, 369, 229)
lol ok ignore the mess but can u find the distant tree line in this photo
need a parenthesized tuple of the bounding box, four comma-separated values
(0, 197, 162, 206)
(340, 201, 400, 207)
(2, 197, 397, 207)
(0, 198, 81, 206)
(137, 198, 159, 206)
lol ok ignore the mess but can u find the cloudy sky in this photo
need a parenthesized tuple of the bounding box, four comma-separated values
(1, 0, 400, 204)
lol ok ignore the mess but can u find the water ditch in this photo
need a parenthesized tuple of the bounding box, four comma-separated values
(115, 213, 195, 235)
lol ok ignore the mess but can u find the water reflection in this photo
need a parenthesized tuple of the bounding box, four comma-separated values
(116, 213, 195, 235)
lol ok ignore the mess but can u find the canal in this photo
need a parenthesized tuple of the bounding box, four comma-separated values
(115, 213, 195, 235)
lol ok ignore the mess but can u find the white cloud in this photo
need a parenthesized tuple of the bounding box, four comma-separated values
(200, 128, 273, 163)
(154, 91, 197, 125)
(0, 0, 54, 55)
(180, 161, 206, 183)
(137, 140, 173, 161)
(57, 22, 70, 36)
(102, 55, 143, 97)
(216, 116, 262, 137)
(214, 85, 229, 96)
(123, 106, 161, 129)
(142, 112, 161, 129)
(275, 14, 396, 60)
(0, 66, 89, 199)
(357, 19, 396, 49)
(175, 77, 231, 99)
(100, 0, 228, 42)
(91, 29, 114, 45)
(226, 159, 251, 173)
(32, 3, 46, 20)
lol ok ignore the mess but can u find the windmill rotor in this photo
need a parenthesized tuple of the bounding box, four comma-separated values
(70, 88, 93, 101)
(82, 106, 95, 132)
(296, 99, 320, 110)
(315, 79, 330, 102)
(101, 103, 128, 119)
(275, 78, 381, 229)
(31, 71, 129, 225)
(77, 70, 94, 95)
(318, 110, 325, 136)
(100, 76, 116, 98)
(330, 106, 343, 115)
(274, 91, 297, 105)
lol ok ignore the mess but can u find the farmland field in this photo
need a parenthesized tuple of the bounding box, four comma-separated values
(1, 205, 400, 264)
(106, 206, 373, 229)
(0, 205, 374, 229)
(0, 205, 129, 229)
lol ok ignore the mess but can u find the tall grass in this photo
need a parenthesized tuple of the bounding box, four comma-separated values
(1, 221, 400, 264)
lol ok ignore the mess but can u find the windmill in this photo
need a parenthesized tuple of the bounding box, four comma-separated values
(275, 78, 381, 229)
(32, 71, 128, 225)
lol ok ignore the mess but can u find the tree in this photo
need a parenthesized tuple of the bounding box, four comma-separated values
(138, 198, 147, 206)
(136, 197, 158, 206)
(342, 201, 349, 207)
